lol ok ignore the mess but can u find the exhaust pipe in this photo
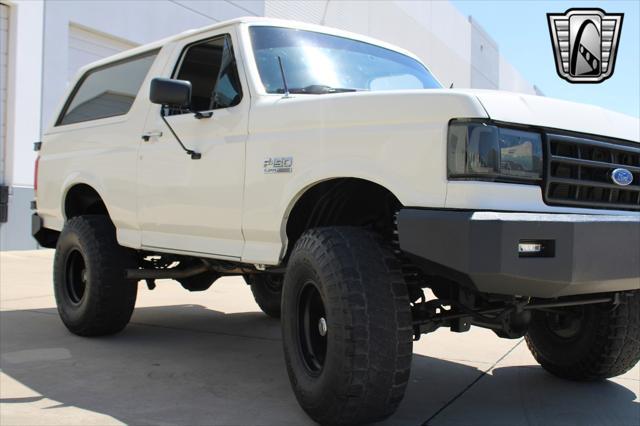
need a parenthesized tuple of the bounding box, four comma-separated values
(126, 262, 209, 280)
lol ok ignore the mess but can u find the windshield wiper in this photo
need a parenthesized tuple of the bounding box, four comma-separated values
(278, 85, 365, 95)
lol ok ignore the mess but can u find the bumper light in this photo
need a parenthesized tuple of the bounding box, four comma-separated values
(518, 240, 555, 258)
(518, 242, 543, 253)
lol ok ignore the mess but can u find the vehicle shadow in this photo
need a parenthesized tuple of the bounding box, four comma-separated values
(0, 305, 637, 426)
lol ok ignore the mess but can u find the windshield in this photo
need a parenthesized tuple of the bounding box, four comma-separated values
(249, 26, 441, 94)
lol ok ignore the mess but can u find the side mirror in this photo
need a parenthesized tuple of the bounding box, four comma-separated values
(150, 77, 192, 107)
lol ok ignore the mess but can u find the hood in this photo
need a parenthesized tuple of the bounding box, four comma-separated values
(455, 89, 639, 143)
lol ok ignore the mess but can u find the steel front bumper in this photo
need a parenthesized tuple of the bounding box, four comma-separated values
(397, 209, 640, 298)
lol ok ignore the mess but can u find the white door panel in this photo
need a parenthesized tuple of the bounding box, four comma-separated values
(137, 30, 248, 258)
(138, 106, 247, 258)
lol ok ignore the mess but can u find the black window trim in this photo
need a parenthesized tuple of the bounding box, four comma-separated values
(55, 48, 160, 127)
(168, 32, 243, 115)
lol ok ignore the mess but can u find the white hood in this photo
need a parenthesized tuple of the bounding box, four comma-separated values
(456, 89, 639, 143)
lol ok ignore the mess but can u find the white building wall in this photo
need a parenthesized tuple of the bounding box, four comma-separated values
(428, 1, 472, 88)
(499, 56, 538, 95)
(3, 0, 43, 188)
(0, 0, 44, 249)
(1, 3, 9, 185)
(469, 16, 499, 89)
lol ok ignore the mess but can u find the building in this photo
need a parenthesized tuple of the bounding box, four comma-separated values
(0, 0, 540, 250)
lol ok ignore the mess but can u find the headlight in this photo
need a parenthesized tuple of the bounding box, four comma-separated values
(447, 120, 543, 183)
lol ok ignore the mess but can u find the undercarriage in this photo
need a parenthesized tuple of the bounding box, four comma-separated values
(123, 250, 634, 343)
(408, 286, 628, 340)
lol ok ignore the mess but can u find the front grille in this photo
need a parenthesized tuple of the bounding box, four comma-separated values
(544, 133, 640, 211)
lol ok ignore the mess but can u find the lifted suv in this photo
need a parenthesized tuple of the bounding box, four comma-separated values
(33, 18, 639, 425)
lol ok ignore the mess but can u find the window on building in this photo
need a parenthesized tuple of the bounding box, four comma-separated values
(58, 50, 158, 126)
(172, 35, 242, 114)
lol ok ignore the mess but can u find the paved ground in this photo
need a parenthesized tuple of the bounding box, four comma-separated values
(0, 250, 638, 426)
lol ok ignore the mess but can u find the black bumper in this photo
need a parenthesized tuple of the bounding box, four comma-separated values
(32, 213, 58, 248)
(397, 209, 640, 298)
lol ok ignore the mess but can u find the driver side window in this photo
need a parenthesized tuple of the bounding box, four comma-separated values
(170, 35, 242, 115)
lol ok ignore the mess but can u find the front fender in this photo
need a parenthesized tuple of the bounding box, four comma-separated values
(241, 91, 487, 265)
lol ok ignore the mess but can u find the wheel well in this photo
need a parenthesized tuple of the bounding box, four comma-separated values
(285, 178, 402, 256)
(64, 184, 109, 219)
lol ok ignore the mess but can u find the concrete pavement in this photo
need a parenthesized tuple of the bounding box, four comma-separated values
(1, 250, 638, 425)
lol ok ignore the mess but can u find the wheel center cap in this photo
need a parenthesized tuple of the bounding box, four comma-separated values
(81, 269, 88, 284)
(318, 317, 327, 337)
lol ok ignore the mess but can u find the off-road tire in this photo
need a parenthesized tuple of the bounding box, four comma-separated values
(525, 290, 640, 380)
(54, 215, 138, 336)
(281, 227, 413, 425)
(245, 274, 283, 318)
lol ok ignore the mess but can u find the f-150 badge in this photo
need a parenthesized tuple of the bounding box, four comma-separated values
(264, 157, 293, 174)
(547, 8, 623, 83)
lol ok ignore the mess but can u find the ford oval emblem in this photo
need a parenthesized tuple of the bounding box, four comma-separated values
(611, 168, 634, 186)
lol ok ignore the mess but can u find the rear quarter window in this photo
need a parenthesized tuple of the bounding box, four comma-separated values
(57, 50, 158, 126)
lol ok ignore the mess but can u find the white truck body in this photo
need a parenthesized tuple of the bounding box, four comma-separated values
(35, 17, 639, 268)
(32, 18, 640, 424)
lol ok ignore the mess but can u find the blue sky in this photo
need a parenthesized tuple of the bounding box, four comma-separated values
(451, 0, 640, 118)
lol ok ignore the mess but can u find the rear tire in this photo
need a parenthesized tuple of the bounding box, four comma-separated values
(245, 274, 283, 318)
(281, 227, 413, 425)
(525, 291, 640, 380)
(54, 215, 138, 336)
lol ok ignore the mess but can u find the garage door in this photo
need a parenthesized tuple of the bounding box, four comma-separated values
(1, 3, 8, 185)
(67, 24, 137, 81)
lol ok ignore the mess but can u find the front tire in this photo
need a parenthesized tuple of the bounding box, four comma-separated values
(282, 227, 413, 425)
(54, 215, 138, 336)
(525, 291, 640, 380)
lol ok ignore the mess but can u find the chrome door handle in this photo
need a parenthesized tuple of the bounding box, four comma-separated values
(141, 131, 163, 141)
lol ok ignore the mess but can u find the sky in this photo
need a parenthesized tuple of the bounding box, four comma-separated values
(451, 0, 640, 118)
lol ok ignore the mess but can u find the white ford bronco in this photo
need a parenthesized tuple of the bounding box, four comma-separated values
(33, 17, 639, 425)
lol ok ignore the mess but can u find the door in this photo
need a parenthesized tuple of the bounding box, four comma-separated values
(137, 33, 247, 259)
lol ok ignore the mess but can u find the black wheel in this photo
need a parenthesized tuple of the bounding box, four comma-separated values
(525, 291, 640, 380)
(282, 227, 412, 425)
(245, 274, 283, 318)
(54, 215, 138, 336)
